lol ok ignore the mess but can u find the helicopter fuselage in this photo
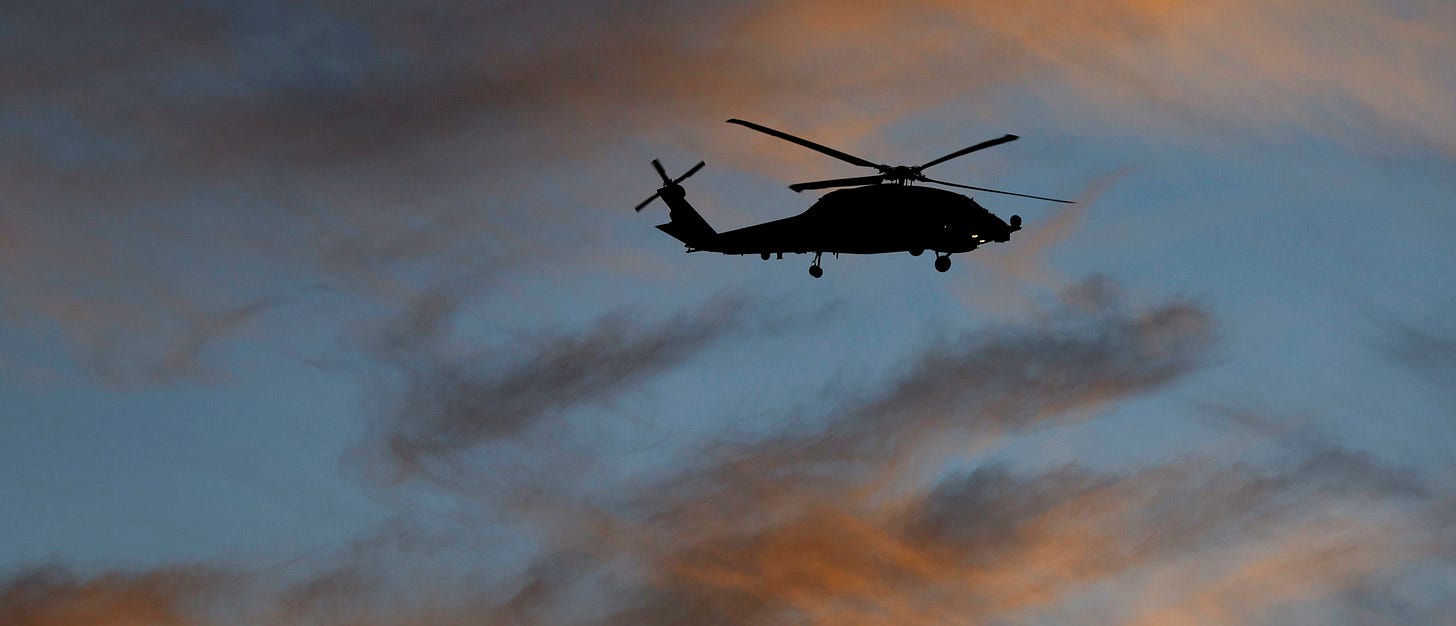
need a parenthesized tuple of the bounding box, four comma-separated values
(683, 184, 1019, 256)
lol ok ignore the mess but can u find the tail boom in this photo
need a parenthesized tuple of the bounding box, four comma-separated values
(654, 183, 718, 250)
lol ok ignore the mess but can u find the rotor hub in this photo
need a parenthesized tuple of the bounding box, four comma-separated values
(880, 165, 920, 183)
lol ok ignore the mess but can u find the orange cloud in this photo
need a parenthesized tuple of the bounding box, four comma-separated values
(3, 283, 1450, 624)
(0, 567, 217, 626)
(5, 0, 1452, 380)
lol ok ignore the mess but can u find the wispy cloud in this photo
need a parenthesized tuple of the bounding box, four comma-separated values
(12, 279, 1447, 625)
(355, 288, 802, 485)
(1382, 319, 1456, 397)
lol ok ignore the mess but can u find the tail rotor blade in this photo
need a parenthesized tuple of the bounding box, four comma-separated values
(638, 160, 704, 211)
(918, 134, 1019, 170)
(634, 192, 661, 212)
(919, 176, 1073, 203)
(674, 161, 705, 184)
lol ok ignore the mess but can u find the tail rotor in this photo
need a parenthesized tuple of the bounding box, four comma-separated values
(634, 159, 705, 212)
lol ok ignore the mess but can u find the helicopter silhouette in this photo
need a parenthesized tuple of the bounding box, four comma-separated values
(635, 119, 1072, 278)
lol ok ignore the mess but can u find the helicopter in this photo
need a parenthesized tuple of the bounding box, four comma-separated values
(634, 119, 1072, 278)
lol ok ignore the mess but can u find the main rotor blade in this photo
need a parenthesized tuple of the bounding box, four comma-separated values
(673, 161, 705, 184)
(726, 119, 879, 169)
(788, 174, 886, 192)
(651, 159, 670, 184)
(633, 192, 661, 212)
(918, 134, 1019, 170)
(920, 176, 1074, 203)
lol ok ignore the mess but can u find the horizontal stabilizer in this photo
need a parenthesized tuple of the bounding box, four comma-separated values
(656, 217, 715, 248)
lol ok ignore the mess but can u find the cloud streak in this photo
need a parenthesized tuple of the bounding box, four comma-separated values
(329, 279, 1453, 624)
(3, 280, 1453, 624)
(357, 289, 792, 485)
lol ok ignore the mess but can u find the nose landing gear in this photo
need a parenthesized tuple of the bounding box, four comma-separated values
(809, 252, 824, 278)
(934, 254, 952, 273)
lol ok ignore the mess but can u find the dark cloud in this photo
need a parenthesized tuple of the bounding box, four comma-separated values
(1367, 296, 1456, 437)
(358, 289, 789, 484)
(672, 277, 1212, 494)
(859, 280, 1208, 429)
(1382, 320, 1456, 400)
(83, 298, 279, 387)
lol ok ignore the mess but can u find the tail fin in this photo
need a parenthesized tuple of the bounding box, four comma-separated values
(654, 183, 717, 248)
(633, 159, 717, 249)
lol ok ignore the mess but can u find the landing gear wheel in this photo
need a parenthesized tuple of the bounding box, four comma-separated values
(761, 252, 771, 260)
(809, 265, 823, 278)
(934, 256, 952, 273)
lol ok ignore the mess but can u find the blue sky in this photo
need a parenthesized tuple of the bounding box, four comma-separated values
(2, 1, 1455, 623)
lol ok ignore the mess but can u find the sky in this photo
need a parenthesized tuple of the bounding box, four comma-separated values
(2, 0, 1455, 623)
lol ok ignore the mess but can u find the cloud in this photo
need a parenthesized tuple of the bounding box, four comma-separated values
(356, 289, 790, 485)
(465, 280, 1445, 625)
(669, 276, 1214, 500)
(543, 281, 1220, 622)
(597, 451, 1447, 626)
(86, 298, 279, 387)
(3, 279, 1452, 624)
(5, 0, 1453, 381)
(0, 565, 223, 626)
(6, 453, 1447, 625)
(1381, 319, 1456, 399)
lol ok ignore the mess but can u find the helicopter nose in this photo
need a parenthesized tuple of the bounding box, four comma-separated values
(1001, 215, 1022, 241)
(989, 215, 1020, 243)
